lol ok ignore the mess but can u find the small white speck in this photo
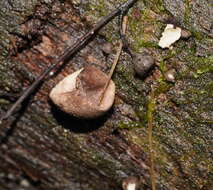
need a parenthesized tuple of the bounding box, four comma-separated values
(44, 0, 53, 3)
(127, 183, 136, 190)
(165, 69, 175, 82)
(20, 179, 30, 187)
(168, 73, 174, 80)
(49, 71, 54, 76)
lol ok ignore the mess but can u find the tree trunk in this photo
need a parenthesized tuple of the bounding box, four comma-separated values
(0, 0, 212, 189)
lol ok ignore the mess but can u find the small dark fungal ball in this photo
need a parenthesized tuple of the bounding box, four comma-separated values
(133, 53, 155, 78)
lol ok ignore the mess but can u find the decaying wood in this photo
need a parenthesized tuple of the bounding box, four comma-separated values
(0, 1, 146, 190)
(0, 0, 212, 190)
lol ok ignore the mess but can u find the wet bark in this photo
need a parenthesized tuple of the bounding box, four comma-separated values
(0, 0, 212, 190)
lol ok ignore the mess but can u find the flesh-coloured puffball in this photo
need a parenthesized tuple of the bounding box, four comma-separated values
(49, 66, 115, 118)
(158, 24, 181, 48)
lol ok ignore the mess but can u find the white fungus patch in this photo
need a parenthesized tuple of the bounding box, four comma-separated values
(158, 24, 181, 49)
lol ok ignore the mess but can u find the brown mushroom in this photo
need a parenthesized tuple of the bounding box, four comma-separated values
(49, 65, 115, 118)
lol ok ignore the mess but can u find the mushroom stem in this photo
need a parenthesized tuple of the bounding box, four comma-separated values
(99, 15, 128, 105)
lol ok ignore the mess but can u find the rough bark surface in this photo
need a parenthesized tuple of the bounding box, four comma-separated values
(0, 0, 212, 190)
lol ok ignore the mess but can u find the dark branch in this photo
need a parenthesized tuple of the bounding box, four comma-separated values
(0, 0, 138, 122)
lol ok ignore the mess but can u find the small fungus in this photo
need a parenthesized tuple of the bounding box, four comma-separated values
(164, 69, 176, 82)
(158, 24, 181, 49)
(49, 66, 115, 118)
(181, 29, 191, 39)
(122, 176, 141, 190)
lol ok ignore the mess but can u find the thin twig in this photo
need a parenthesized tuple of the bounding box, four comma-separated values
(119, 9, 134, 58)
(0, 0, 138, 122)
(99, 15, 128, 105)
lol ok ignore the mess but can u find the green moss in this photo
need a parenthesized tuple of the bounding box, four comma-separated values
(87, 0, 108, 18)
(159, 60, 166, 73)
(134, 40, 158, 50)
(191, 30, 204, 40)
(114, 61, 147, 105)
(187, 56, 213, 78)
(157, 81, 172, 96)
(147, 96, 155, 122)
(184, 0, 191, 25)
(117, 120, 144, 129)
(194, 67, 212, 78)
(143, 0, 166, 13)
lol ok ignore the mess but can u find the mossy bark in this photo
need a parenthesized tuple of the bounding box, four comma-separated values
(0, 0, 212, 190)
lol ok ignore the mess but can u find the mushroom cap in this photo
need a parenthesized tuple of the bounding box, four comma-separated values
(49, 66, 115, 118)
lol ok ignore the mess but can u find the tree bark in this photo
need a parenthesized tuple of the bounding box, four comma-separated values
(0, 0, 212, 190)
